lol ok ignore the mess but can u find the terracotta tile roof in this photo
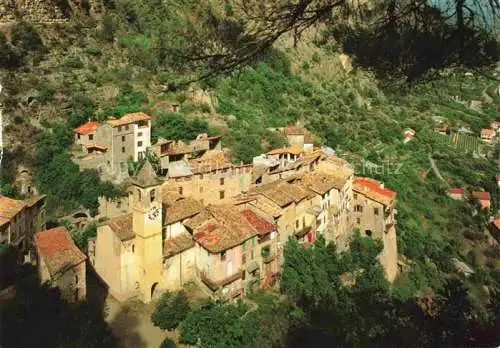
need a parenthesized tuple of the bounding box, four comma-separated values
(75, 121, 100, 135)
(481, 128, 495, 138)
(34, 227, 86, 277)
(164, 231, 195, 258)
(295, 172, 349, 194)
(0, 195, 26, 226)
(267, 146, 303, 156)
(250, 181, 310, 207)
(164, 196, 203, 224)
(492, 218, 500, 230)
(241, 209, 275, 234)
(353, 177, 396, 206)
(448, 188, 465, 194)
(103, 214, 135, 241)
(189, 150, 232, 174)
(472, 191, 490, 201)
(106, 112, 151, 127)
(192, 205, 260, 253)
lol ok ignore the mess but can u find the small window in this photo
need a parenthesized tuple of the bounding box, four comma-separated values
(125, 125, 129, 131)
(365, 230, 372, 237)
(355, 205, 363, 213)
(132, 244, 135, 253)
(75, 274, 78, 284)
(117, 200, 121, 208)
(296, 220, 299, 229)
(220, 178, 224, 185)
(137, 189, 142, 201)
(356, 218, 360, 224)
(374, 208, 379, 216)
(138, 132, 142, 137)
(354, 193, 358, 199)
(88, 134, 93, 141)
(118, 126, 122, 132)
(121, 147, 125, 153)
(179, 187, 183, 195)
(122, 135, 126, 142)
(221, 251, 226, 261)
(199, 186, 204, 193)
(138, 141, 143, 147)
(150, 189, 156, 202)
(302, 217, 306, 228)
(219, 190, 225, 200)
(77, 134, 81, 139)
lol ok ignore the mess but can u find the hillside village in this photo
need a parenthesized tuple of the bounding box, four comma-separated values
(0, 0, 499, 346)
(1, 111, 399, 304)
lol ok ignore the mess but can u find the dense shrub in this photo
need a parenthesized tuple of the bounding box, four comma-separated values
(151, 291, 190, 331)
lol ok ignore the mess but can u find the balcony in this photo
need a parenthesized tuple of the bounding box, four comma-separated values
(294, 226, 312, 239)
(199, 269, 242, 292)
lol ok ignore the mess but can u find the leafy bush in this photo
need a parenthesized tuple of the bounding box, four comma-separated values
(159, 338, 176, 348)
(10, 22, 45, 59)
(152, 111, 209, 143)
(151, 291, 190, 331)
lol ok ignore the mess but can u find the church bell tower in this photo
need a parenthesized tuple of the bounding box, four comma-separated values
(131, 161, 163, 302)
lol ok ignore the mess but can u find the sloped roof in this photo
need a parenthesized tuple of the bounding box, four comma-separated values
(34, 227, 86, 278)
(0, 195, 26, 226)
(164, 196, 203, 224)
(472, 191, 490, 201)
(267, 146, 303, 156)
(481, 128, 495, 138)
(106, 112, 151, 127)
(75, 121, 100, 135)
(164, 231, 195, 258)
(250, 181, 310, 207)
(448, 188, 465, 194)
(84, 143, 108, 151)
(103, 214, 135, 241)
(192, 205, 261, 253)
(296, 172, 348, 194)
(241, 209, 275, 234)
(133, 161, 161, 188)
(353, 177, 396, 206)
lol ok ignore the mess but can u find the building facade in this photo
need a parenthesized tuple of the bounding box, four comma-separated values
(35, 227, 87, 302)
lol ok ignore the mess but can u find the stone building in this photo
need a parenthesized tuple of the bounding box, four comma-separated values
(34, 227, 87, 302)
(73, 112, 152, 178)
(0, 195, 46, 261)
(352, 177, 397, 281)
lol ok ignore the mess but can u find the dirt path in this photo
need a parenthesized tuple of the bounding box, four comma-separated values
(105, 295, 166, 348)
(428, 153, 448, 186)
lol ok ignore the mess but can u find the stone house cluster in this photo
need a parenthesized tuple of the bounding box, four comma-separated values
(73, 113, 152, 178)
(89, 144, 398, 303)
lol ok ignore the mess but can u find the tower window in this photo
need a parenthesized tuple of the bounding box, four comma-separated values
(132, 244, 135, 253)
(122, 135, 126, 142)
(219, 190, 225, 199)
(220, 178, 224, 185)
(374, 208, 379, 215)
(179, 186, 183, 195)
(150, 189, 156, 202)
(138, 141, 143, 147)
(137, 189, 142, 201)
(354, 205, 363, 213)
(75, 274, 78, 284)
(122, 147, 125, 153)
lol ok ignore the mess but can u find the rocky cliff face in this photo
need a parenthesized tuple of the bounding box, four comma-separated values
(0, 0, 103, 23)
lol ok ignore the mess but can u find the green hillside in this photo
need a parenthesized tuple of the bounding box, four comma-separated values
(0, 0, 499, 346)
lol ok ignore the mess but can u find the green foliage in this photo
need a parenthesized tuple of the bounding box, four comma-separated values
(10, 22, 45, 61)
(71, 224, 97, 252)
(152, 111, 209, 143)
(151, 290, 190, 331)
(159, 338, 176, 348)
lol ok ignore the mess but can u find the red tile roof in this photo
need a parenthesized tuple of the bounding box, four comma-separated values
(106, 112, 151, 127)
(448, 188, 465, 194)
(241, 209, 275, 234)
(472, 191, 490, 201)
(34, 227, 86, 277)
(353, 177, 396, 206)
(481, 128, 495, 138)
(493, 218, 500, 230)
(75, 121, 100, 135)
(0, 195, 26, 226)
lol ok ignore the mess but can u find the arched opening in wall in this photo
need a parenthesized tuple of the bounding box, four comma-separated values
(73, 212, 88, 219)
(150, 189, 156, 202)
(365, 230, 372, 237)
(151, 282, 160, 300)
